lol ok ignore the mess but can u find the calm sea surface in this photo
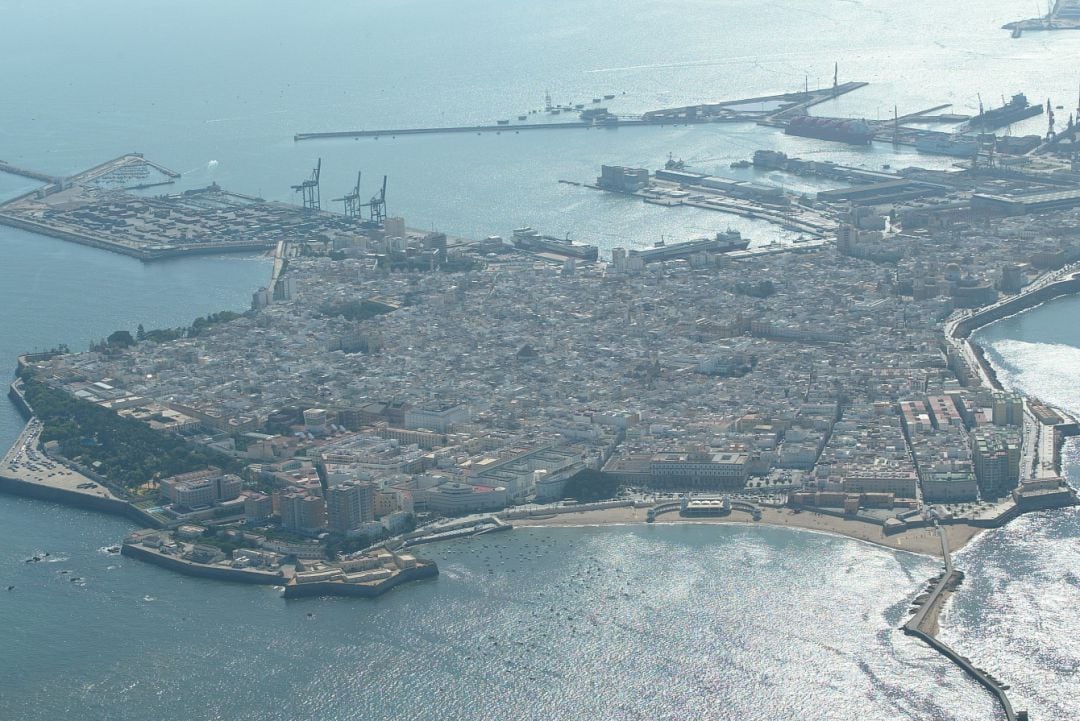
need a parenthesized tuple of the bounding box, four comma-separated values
(1, 1, 1078, 718)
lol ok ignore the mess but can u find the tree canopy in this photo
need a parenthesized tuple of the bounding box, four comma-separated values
(22, 376, 236, 490)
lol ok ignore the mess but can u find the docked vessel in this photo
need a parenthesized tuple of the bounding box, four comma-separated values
(915, 133, 980, 157)
(966, 93, 1043, 130)
(784, 115, 875, 145)
(511, 227, 599, 261)
(629, 230, 749, 263)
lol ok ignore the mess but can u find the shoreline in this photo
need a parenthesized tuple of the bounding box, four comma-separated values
(508, 505, 983, 558)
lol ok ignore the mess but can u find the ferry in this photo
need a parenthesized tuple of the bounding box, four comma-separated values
(511, 227, 599, 261)
(967, 93, 1043, 130)
(785, 115, 875, 145)
(629, 230, 749, 263)
(915, 134, 979, 158)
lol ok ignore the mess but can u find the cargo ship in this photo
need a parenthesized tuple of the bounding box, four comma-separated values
(915, 133, 980, 158)
(966, 93, 1043, 130)
(784, 115, 875, 145)
(512, 227, 599, 261)
(629, 230, 749, 263)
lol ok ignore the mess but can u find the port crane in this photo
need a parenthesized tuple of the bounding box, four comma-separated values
(360, 175, 388, 224)
(333, 171, 363, 218)
(291, 158, 322, 212)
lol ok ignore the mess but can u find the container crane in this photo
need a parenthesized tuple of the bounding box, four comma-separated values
(333, 171, 362, 218)
(291, 158, 321, 211)
(361, 175, 388, 224)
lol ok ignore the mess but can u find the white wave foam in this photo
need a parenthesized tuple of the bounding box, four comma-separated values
(986, 339, 1080, 415)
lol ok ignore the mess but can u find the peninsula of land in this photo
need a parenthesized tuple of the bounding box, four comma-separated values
(5, 146, 1080, 598)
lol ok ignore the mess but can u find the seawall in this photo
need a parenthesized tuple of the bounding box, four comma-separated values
(0, 212, 274, 262)
(0, 473, 162, 528)
(282, 563, 439, 599)
(7, 381, 32, 420)
(121, 542, 282, 585)
(954, 272, 1080, 341)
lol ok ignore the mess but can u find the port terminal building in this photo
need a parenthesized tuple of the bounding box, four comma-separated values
(971, 188, 1080, 215)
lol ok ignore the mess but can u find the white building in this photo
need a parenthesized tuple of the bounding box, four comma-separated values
(423, 482, 507, 515)
(649, 452, 749, 490)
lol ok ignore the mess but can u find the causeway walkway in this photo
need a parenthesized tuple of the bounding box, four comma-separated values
(903, 524, 1023, 721)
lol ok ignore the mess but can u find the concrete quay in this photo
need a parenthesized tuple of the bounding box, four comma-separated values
(585, 175, 836, 236)
(295, 82, 870, 142)
(296, 119, 640, 141)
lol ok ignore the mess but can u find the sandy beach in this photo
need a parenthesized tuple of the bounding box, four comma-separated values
(510, 505, 984, 558)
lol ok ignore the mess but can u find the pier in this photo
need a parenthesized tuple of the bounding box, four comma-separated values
(297, 120, 629, 141)
(295, 82, 870, 142)
(585, 168, 837, 236)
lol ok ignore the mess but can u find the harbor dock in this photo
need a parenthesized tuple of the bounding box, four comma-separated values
(294, 82, 870, 142)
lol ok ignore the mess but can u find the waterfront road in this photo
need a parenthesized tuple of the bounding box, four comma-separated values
(1, 419, 117, 500)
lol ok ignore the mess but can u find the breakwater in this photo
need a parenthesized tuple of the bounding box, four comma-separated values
(903, 527, 1025, 721)
(282, 563, 439, 599)
(295, 120, 646, 141)
(0, 159, 59, 184)
(295, 82, 870, 142)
